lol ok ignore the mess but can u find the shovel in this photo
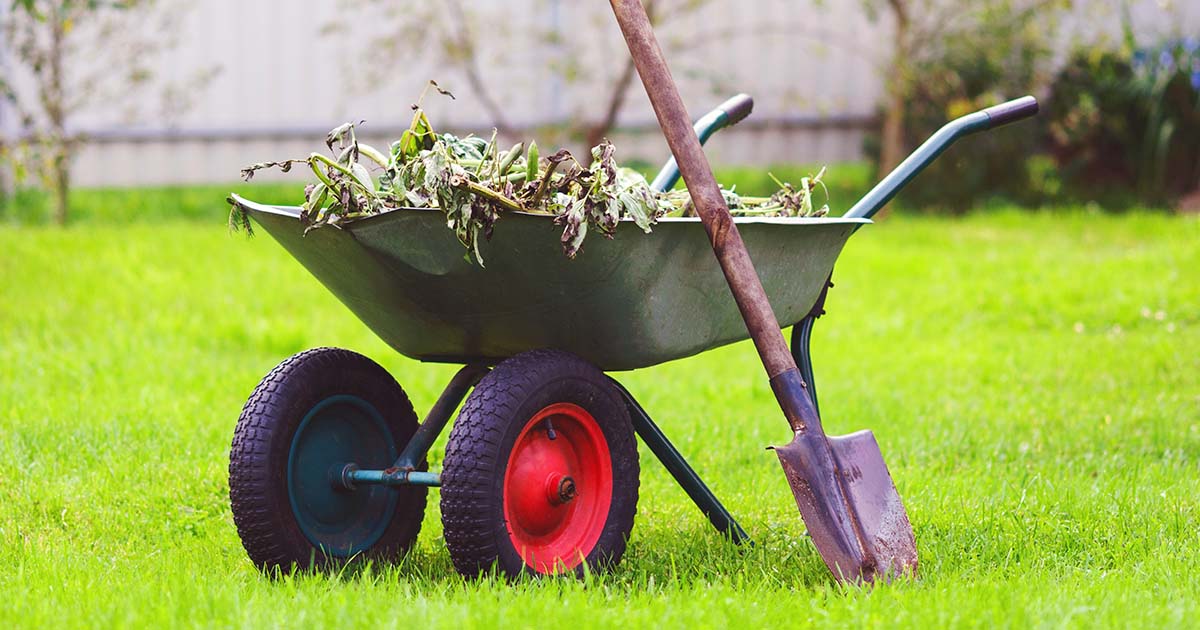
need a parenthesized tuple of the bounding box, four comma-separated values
(609, 0, 917, 583)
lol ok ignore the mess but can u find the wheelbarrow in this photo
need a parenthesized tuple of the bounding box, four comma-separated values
(226, 3, 1039, 583)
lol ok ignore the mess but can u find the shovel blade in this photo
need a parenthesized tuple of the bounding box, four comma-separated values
(774, 429, 917, 583)
(828, 430, 918, 579)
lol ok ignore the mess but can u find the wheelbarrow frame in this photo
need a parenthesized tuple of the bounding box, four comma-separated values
(338, 358, 759, 543)
(333, 321, 837, 546)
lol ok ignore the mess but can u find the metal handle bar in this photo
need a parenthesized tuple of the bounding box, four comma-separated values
(843, 95, 1039, 220)
(650, 93, 754, 192)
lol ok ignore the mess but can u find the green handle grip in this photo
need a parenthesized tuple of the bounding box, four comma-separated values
(981, 95, 1039, 128)
(717, 93, 754, 126)
(844, 95, 1039, 220)
(650, 93, 754, 192)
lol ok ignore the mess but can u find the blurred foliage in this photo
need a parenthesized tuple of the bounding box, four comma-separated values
(0, 182, 301, 225)
(863, 0, 1059, 213)
(865, 3, 1199, 212)
(328, 0, 740, 158)
(1, 0, 213, 225)
(2, 1, 155, 225)
(1046, 39, 1200, 205)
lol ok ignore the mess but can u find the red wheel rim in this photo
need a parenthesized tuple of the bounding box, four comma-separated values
(503, 402, 613, 573)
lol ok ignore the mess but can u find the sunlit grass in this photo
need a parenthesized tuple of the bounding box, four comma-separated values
(0, 204, 1196, 628)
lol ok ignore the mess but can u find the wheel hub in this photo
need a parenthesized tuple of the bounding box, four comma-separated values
(503, 403, 612, 573)
(286, 395, 398, 557)
(549, 474, 577, 505)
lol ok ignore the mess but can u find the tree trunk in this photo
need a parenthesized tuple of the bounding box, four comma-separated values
(879, 0, 909, 177)
(583, 56, 638, 153)
(445, 0, 515, 138)
(0, 140, 10, 204)
(879, 90, 906, 176)
(580, 0, 659, 158)
(46, 7, 69, 225)
(52, 146, 69, 225)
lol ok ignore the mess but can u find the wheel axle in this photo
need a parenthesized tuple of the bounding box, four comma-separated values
(338, 464, 442, 488)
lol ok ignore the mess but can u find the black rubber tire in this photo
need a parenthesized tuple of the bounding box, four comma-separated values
(229, 347, 426, 573)
(440, 349, 639, 578)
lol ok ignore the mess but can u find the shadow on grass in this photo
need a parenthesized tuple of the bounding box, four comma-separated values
(248, 491, 1191, 594)
(251, 525, 886, 595)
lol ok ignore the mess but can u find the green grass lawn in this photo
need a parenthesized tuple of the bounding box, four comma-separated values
(1, 195, 1197, 627)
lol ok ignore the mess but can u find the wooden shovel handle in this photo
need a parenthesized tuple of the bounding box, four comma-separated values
(609, 0, 798, 381)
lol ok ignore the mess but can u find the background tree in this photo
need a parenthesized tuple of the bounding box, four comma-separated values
(328, 0, 803, 159)
(862, 0, 1070, 175)
(0, 0, 209, 224)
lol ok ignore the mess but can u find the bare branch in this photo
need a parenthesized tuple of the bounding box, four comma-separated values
(444, 0, 515, 136)
(2, 0, 214, 223)
(585, 56, 639, 150)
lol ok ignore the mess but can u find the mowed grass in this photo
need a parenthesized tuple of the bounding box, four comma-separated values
(0, 199, 1197, 628)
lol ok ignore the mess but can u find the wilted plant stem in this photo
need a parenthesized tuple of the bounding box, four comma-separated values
(309, 153, 355, 182)
(454, 178, 525, 213)
(530, 160, 563, 207)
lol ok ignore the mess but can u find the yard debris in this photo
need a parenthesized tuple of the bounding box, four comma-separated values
(230, 82, 829, 263)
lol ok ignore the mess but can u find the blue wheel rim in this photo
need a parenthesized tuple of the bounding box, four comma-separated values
(287, 394, 398, 557)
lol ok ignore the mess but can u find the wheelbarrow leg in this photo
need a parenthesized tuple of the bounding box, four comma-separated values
(610, 378, 750, 545)
(791, 277, 834, 417)
(392, 364, 490, 470)
(792, 318, 821, 418)
(341, 363, 490, 488)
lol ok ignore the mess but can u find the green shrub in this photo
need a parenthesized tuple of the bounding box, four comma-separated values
(865, 35, 1199, 212)
(0, 187, 51, 225)
(1046, 39, 1200, 205)
(863, 4, 1054, 213)
(0, 183, 302, 226)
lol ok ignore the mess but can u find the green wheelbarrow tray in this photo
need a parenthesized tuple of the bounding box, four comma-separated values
(232, 194, 868, 371)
